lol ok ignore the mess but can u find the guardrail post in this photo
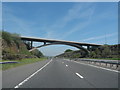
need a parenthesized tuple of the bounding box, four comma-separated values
(111, 64, 113, 68)
(99, 62, 101, 66)
(116, 64, 118, 69)
(110, 64, 111, 68)
(106, 63, 107, 67)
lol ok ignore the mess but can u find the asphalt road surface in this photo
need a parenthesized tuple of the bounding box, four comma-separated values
(2, 58, 119, 88)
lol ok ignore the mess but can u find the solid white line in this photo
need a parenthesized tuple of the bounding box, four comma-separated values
(66, 64, 68, 67)
(76, 73, 84, 79)
(14, 59, 53, 88)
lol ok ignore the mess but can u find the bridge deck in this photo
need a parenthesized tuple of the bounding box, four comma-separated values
(21, 36, 101, 46)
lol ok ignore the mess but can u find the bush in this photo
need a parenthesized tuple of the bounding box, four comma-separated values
(65, 49, 73, 53)
(2, 31, 13, 45)
(31, 49, 43, 58)
(12, 33, 21, 48)
(2, 31, 21, 46)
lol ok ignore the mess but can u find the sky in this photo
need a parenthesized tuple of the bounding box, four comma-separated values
(2, 2, 118, 56)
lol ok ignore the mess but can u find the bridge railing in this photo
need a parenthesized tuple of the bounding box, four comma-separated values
(72, 58, 120, 69)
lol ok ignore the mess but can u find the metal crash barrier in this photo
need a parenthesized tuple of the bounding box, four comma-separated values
(73, 58, 120, 69)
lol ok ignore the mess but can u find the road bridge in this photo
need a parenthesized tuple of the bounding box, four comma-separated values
(20, 36, 102, 57)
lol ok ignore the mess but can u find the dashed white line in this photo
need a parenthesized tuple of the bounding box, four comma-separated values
(62, 62, 64, 63)
(66, 64, 68, 67)
(64, 59, 120, 73)
(14, 59, 53, 88)
(76, 73, 84, 79)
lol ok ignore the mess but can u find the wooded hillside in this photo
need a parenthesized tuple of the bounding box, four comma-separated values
(56, 44, 119, 59)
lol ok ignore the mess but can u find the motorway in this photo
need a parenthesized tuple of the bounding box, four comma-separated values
(2, 58, 119, 88)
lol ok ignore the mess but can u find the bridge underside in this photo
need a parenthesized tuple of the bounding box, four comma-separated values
(29, 42, 89, 57)
(22, 41, 99, 58)
(21, 36, 101, 57)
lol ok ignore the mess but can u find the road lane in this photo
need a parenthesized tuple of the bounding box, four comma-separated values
(2, 59, 51, 88)
(19, 59, 94, 88)
(62, 59, 118, 88)
(14, 59, 53, 88)
(2, 58, 118, 88)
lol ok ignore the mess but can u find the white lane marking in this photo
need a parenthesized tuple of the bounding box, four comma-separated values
(66, 64, 68, 67)
(64, 59, 120, 73)
(76, 73, 84, 79)
(62, 62, 64, 63)
(14, 59, 53, 88)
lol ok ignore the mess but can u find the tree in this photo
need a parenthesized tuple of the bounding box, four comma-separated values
(65, 49, 73, 53)
(101, 45, 110, 58)
(31, 49, 43, 58)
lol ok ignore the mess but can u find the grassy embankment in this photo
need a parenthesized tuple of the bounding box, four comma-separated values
(1, 31, 46, 70)
(1, 57, 47, 70)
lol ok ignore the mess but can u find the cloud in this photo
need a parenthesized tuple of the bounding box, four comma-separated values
(42, 3, 95, 39)
(3, 5, 37, 36)
(62, 3, 93, 26)
(81, 33, 117, 42)
(60, 3, 95, 39)
(44, 30, 61, 39)
(61, 3, 118, 40)
(93, 38, 118, 45)
(3, 3, 94, 40)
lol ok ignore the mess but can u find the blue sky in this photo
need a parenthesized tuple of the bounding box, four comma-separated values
(2, 2, 118, 56)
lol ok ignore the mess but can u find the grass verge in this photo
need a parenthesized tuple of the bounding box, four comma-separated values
(1, 57, 47, 70)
